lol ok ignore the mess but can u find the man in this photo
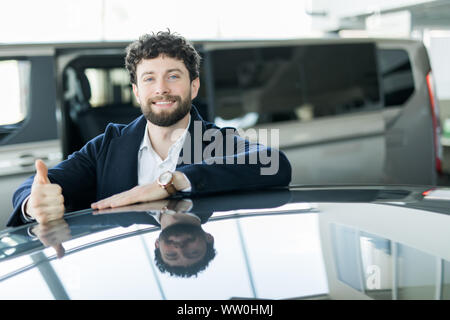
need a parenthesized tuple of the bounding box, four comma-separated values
(7, 30, 292, 227)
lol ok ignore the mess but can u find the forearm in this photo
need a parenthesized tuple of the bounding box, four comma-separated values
(178, 130, 291, 195)
(178, 152, 292, 195)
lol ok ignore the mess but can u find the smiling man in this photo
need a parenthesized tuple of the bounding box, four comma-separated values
(7, 30, 292, 227)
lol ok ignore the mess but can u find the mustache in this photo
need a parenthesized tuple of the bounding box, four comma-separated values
(149, 95, 181, 104)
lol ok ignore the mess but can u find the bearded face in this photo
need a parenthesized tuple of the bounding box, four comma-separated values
(132, 55, 199, 128)
(141, 92, 192, 127)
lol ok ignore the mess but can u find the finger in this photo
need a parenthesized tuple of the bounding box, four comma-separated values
(29, 194, 64, 211)
(31, 183, 60, 196)
(91, 191, 126, 209)
(33, 206, 65, 224)
(34, 159, 50, 184)
(92, 197, 127, 209)
(92, 190, 138, 209)
(52, 244, 66, 259)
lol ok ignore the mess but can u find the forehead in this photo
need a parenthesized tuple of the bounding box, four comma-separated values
(136, 55, 188, 75)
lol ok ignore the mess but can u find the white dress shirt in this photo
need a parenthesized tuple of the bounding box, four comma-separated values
(138, 115, 191, 191)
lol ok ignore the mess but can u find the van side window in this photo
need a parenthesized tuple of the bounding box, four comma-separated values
(377, 49, 415, 107)
(62, 64, 142, 150)
(0, 60, 30, 126)
(211, 43, 381, 129)
(84, 68, 139, 107)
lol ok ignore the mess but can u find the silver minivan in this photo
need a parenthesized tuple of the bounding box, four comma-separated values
(0, 37, 442, 227)
(205, 38, 442, 186)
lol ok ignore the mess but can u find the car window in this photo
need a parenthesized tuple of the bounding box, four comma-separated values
(211, 43, 381, 129)
(0, 59, 30, 127)
(377, 49, 415, 107)
(84, 68, 138, 107)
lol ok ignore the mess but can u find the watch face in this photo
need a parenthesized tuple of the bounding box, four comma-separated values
(159, 172, 173, 185)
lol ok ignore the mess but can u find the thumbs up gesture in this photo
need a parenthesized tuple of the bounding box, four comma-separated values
(34, 159, 51, 184)
(25, 159, 65, 224)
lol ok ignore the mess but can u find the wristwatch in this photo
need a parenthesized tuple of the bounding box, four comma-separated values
(157, 171, 177, 195)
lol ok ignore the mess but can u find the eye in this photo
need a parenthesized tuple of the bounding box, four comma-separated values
(168, 74, 180, 80)
(144, 77, 154, 82)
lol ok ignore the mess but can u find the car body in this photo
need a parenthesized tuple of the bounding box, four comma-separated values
(0, 37, 442, 228)
(0, 185, 449, 300)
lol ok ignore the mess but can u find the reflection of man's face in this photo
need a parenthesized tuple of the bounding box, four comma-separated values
(155, 224, 213, 267)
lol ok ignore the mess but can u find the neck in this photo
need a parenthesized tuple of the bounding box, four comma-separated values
(146, 113, 190, 160)
(147, 113, 190, 143)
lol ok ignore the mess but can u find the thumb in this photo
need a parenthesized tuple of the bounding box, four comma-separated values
(34, 159, 50, 184)
(52, 244, 66, 259)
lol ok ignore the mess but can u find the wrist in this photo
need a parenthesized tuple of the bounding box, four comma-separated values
(22, 196, 35, 221)
(156, 171, 191, 197)
(173, 171, 191, 191)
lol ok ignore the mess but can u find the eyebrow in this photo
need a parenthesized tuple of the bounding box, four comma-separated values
(140, 68, 184, 78)
(184, 251, 202, 259)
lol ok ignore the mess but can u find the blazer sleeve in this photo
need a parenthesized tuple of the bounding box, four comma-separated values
(177, 129, 292, 196)
(7, 134, 104, 227)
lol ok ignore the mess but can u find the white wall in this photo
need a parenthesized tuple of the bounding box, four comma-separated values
(0, 0, 312, 43)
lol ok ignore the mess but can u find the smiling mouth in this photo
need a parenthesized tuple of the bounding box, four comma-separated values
(153, 100, 175, 106)
(151, 98, 178, 108)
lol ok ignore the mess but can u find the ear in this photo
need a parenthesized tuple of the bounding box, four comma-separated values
(190, 77, 200, 100)
(155, 239, 160, 249)
(132, 83, 141, 105)
(205, 233, 214, 244)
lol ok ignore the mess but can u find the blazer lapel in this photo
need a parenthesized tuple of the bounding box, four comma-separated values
(100, 106, 207, 199)
(178, 105, 210, 167)
(99, 116, 146, 199)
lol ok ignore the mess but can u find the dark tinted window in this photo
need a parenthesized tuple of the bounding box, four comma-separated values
(377, 49, 414, 107)
(211, 43, 381, 128)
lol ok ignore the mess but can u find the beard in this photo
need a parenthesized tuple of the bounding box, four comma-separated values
(141, 93, 192, 127)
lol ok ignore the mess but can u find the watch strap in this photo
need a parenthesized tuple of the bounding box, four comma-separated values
(163, 183, 177, 195)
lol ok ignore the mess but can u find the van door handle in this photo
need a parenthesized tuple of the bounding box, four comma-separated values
(19, 154, 49, 167)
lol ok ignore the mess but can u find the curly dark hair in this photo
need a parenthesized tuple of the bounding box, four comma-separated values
(125, 30, 201, 84)
(154, 241, 216, 278)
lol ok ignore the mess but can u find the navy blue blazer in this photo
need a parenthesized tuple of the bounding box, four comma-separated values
(7, 106, 292, 227)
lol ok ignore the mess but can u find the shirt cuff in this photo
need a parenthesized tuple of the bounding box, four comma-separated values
(21, 195, 35, 222)
(179, 173, 192, 192)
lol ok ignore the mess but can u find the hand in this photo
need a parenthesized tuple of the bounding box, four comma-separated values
(93, 200, 171, 215)
(91, 182, 167, 210)
(91, 171, 190, 210)
(93, 198, 192, 215)
(31, 219, 71, 259)
(25, 159, 65, 224)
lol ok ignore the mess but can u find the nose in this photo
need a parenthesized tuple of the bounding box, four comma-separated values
(154, 79, 170, 96)
(170, 238, 192, 248)
(172, 241, 186, 249)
